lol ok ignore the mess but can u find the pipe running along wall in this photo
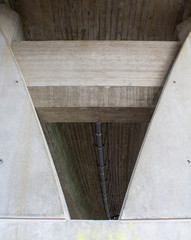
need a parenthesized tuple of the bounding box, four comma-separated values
(95, 122, 111, 219)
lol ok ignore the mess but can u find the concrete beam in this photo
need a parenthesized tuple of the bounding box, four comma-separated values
(120, 32, 191, 219)
(38, 107, 154, 123)
(11, 41, 179, 122)
(0, 219, 191, 239)
(33, 85, 158, 122)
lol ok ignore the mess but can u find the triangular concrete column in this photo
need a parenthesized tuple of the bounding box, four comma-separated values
(0, 5, 70, 219)
(120, 32, 191, 219)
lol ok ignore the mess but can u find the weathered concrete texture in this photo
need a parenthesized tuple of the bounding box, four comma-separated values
(0, 30, 69, 218)
(0, 219, 191, 240)
(120, 32, 191, 219)
(43, 123, 103, 219)
(8, 0, 191, 41)
(12, 41, 179, 123)
(177, 17, 191, 44)
(12, 41, 179, 87)
(42, 122, 148, 220)
(0, 4, 24, 45)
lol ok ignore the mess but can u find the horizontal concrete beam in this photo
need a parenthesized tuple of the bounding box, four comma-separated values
(31, 86, 160, 122)
(37, 107, 154, 123)
(12, 41, 179, 122)
(1, 219, 191, 239)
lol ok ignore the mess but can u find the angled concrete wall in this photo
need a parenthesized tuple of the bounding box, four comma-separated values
(0, 5, 69, 219)
(120, 32, 191, 219)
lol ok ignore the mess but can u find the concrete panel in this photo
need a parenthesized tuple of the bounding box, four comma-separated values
(0, 30, 69, 218)
(120, 32, 191, 219)
(0, 4, 24, 45)
(177, 17, 191, 44)
(0, 219, 191, 240)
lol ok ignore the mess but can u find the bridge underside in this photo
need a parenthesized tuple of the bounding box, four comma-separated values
(1, 3, 191, 239)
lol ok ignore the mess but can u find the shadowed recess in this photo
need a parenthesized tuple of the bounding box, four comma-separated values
(42, 122, 148, 219)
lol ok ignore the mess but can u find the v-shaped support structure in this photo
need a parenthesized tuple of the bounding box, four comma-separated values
(1, 5, 191, 239)
(120, 33, 191, 220)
